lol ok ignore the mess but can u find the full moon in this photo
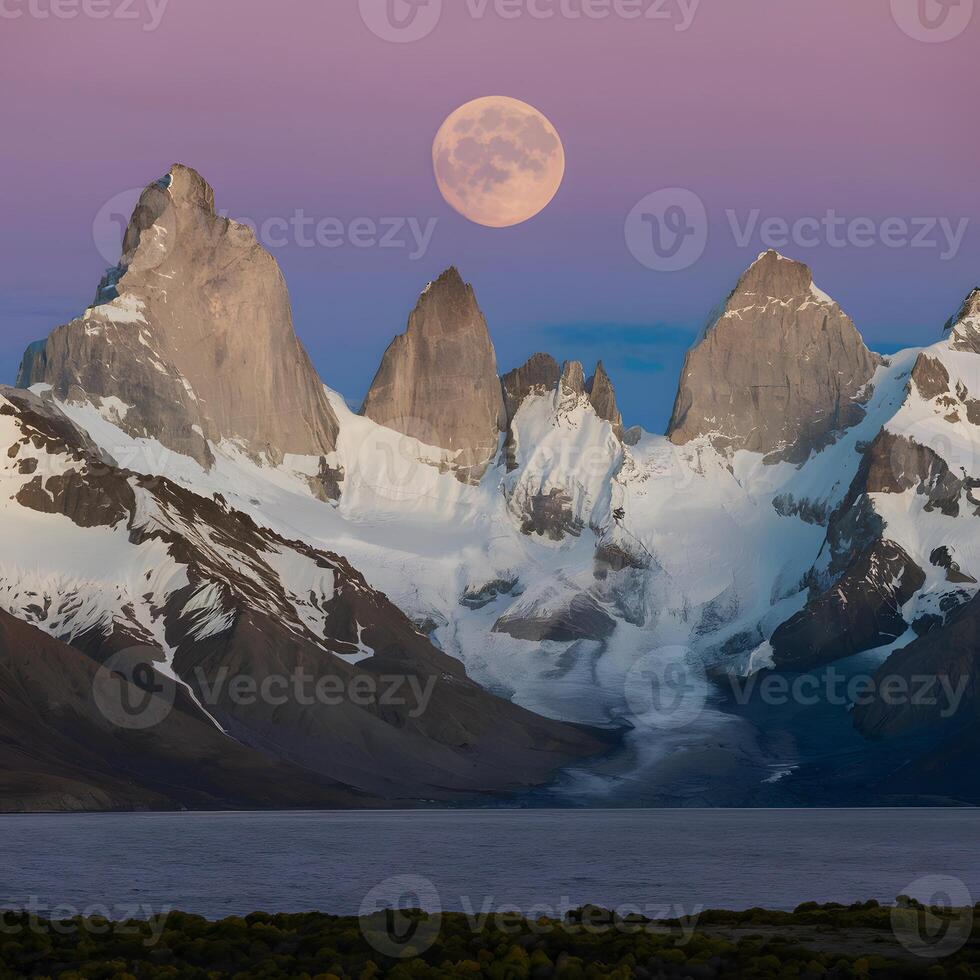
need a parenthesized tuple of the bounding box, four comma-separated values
(432, 96, 565, 228)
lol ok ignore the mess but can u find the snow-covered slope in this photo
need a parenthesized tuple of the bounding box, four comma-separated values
(6, 165, 980, 806)
(0, 386, 610, 809)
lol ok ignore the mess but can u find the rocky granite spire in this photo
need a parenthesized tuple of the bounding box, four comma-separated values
(18, 164, 339, 470)
(559, 360, 586, 395)
(360, 267, 506, 480)
(501, 352, 561, 427)
(667, 250, 880, 463)
(500, 352, 561, 471)
(943, 288, 980, 353)
(586, 361, 624, 439)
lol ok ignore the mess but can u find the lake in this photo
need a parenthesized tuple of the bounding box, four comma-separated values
(1, 809, 975, 921)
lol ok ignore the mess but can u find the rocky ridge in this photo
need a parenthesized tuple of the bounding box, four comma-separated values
(360, 267, 506, 482)
(668, 250, 880, 462)
(18, 165, 340, 471)
(8, 166, 980, 806)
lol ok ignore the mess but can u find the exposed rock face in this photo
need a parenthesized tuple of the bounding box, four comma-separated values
(460, 577, 520, 609)
(0, 608, 369, 812)
(559, 359, 586, 398)
(586, 361, 625, 439)
(944, 287, 980, 352)
(501, 354, 625, 542)
(18, 165, 339, 470)
(501, 352, 561, 470)
(517, 486, 584, 540)
(770, 539, 925, 669)
(502, 352, 561, 424)
(910, 353, 950, 401)
(909, 350, 980, 425)
(360, 267, 506, 480)
(493, 590, 616, 642)
(499, 354, 625, 469)
(769, 417, 979, 670)
(667, 250, 880, 462)
(864, 430, 972, 518)
(0, 386, 613, 804)
(853, 591, 979, 740)
(930, 546, 977, 584)
(592, 540, 652, 627)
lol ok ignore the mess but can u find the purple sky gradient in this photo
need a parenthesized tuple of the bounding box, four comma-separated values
(1, 0, 976, 430)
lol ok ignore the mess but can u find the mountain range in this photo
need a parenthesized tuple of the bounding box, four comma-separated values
(3, 164, 978, 809)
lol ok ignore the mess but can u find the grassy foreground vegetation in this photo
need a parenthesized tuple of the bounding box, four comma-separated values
(0, 900, 977, 978)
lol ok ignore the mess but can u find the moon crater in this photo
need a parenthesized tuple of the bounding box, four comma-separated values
(433, 96, 565, 228)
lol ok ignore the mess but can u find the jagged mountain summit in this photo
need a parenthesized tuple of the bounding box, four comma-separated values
(5, 166, 980, 808)
(944, 286, 980, 352)
(18, 165, 340, 472)
(360, 266, 506, 481)
(668, 249, 881, 462)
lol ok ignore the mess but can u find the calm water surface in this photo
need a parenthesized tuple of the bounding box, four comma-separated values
(1, 809, 975, 918)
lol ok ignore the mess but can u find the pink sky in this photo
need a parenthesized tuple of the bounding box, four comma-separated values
(0, 0, 976, 428)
